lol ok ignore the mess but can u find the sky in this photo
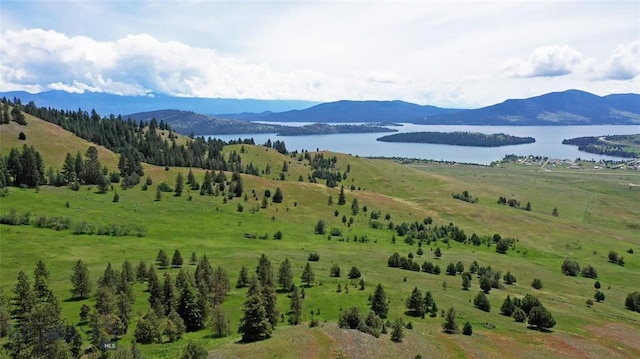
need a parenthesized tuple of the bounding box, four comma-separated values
(0, 0, 638, 108)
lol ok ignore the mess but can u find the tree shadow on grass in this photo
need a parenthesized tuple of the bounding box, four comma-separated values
(527, 325, 554, 333)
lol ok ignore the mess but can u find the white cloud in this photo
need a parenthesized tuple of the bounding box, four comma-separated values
(502, 45, 585, 78)
(601, 41, 640, 80)
(0, 29, 334, 100)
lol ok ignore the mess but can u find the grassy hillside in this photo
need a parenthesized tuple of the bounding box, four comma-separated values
(1, 115, 639, 358)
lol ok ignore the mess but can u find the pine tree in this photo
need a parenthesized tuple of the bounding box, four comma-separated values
(272, 187, 284, 203)
(238, 279, 271, 342)
(70, 259, 92, 299)
(278, 258, 293, 291)
(147, 266, 164, 316)
(288, 285, 302, 325)
(211, 266, 230, 305)
(174, 172, 184, 196)
(371, 283, 389, 319)
(180, 341, 208, 359)
(136, 261, 148, 282)
(301, 263, 315, 287)
(121, 259, 135, 284)
(164, 309, 186, 342)
(33, 260, 51, 300)
(134, 309, 162, 344)
(236, 266, 250, 288)
(209, 305, 231, 338)
(156, 249, 169, 269)
(177, 282, 204, 332)
(11, 271, 36, 327)
(98, 262, 118, 289)
(256, 254, 274, 288)
(172, 249, 184, 268)
(500, 295, 515, 316)
(390, 318, 405, 342)
(442, 307, 458, 333)
(406, 287, 424, 316)
(61, 152, 76, 184)
(337, 186, 346, 205)
(163, 274, 177, 315)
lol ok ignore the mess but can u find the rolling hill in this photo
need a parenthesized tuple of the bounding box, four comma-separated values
(1, 97, 640, 358)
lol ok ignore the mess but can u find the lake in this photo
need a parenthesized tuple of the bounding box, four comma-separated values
(208, 124, 640, 165)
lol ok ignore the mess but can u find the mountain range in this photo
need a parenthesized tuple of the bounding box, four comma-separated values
(2, 90, 639, 135)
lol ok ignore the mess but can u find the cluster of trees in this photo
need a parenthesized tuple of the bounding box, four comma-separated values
(607, 251, 625, 266)
(499, 294, 556, 330)
(561, 259, 598, 278)
(263, 139, 288, 155)
(1, 261, 84, 358)
(1, 145, 46, 188)
(626, 292, 640, 312)
(0, 102, 26, 125)
(377, 131, 535, 147)
(452, 190, 477, 204)
(337, 284, 400, 340)
(387, 251, 442, 274)
(307, 153, 344, 188)
(497, 196, 531, 211)
(405, 287, 439, 318)
(2, 98, 262, 172)
(562, 136, 638, 158)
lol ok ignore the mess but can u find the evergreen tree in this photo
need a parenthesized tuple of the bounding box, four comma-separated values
(133, 309, 162, 344)
(371, 283, 389, 319)
(288, 285, 302, 325)
(177, 282, 204, 332)
(190, 252, 198, 265)
(278, 258, 293, 291)
(301, 263, 315, 287)
(236, 266, 250, 288)
(70, 259, 92, 299)
(209, 305, 231, 338)
(180, 341, 208, 359)
(272, 187, 284, 203)
(351, 198, 359, 215)
(406, 287, 424, 316)
(11, 271, 36, 328)
(211, 266, 230, 305)
(348, 266, 361, 279)
(500, 295, 516, 316)
(164, 309, 186, 342)
(462, 322, 473, 335)
(175, 172, 184, 196)
(84, 146, 102, 185)
(256, 254, 274, 288)
(330, 263, 341, 277)
(33, 260, 51, 300)
(474, 292, 491, 312)
(390, 318, 404, 342)
(156, 250, 169, 269)
(121, 260, 135, 284)
(163, 274, 177, 316)
(147, 266, 164, 316)
(337, 186, 346, 205)
(462, 272, 472, 290)
(136, 261, 148, 282)
(527, 306, 556, 330)
(238, 278, 272, 342)
(62, 152, 76, 184)
(98, 262, 118, 289)
(187, 169, 196, 186)
(442, 307, 458, 333)
(172, 249, 184, 268)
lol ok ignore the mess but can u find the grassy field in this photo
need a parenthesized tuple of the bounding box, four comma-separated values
(1, 116, 639, 358)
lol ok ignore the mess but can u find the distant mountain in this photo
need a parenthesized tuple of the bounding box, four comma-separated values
(216, 100, 461, 123)
(125, 110, 284, 135)
(423, 90, 640, 125)
(0, 90, 317, 116)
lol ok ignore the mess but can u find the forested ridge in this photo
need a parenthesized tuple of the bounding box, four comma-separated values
(562, 135, 640, 158)
(377, 131, 535, 147)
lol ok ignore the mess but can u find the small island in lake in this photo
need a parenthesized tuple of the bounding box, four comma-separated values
(277, 123, 397, 136)
(562, 134, 640, 158)
(377, 131, 535, 147)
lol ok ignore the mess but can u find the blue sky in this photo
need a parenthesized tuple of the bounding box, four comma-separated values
(1, 0, 638, 108)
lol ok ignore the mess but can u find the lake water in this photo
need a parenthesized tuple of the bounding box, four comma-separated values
(208, 124, 640, 165)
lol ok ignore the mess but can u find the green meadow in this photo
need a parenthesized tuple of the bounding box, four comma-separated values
(1, 114, 639, 358)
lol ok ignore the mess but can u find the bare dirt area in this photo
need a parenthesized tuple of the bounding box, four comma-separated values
(586, 323, 640, 354)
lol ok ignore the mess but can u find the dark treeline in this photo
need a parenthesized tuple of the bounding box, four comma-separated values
(562, 136, 639, 158)
(377, 131, 535, 147)
(1, 97, 257, 170)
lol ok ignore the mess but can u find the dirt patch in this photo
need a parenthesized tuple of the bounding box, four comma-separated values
(586, 322, 640, 353)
